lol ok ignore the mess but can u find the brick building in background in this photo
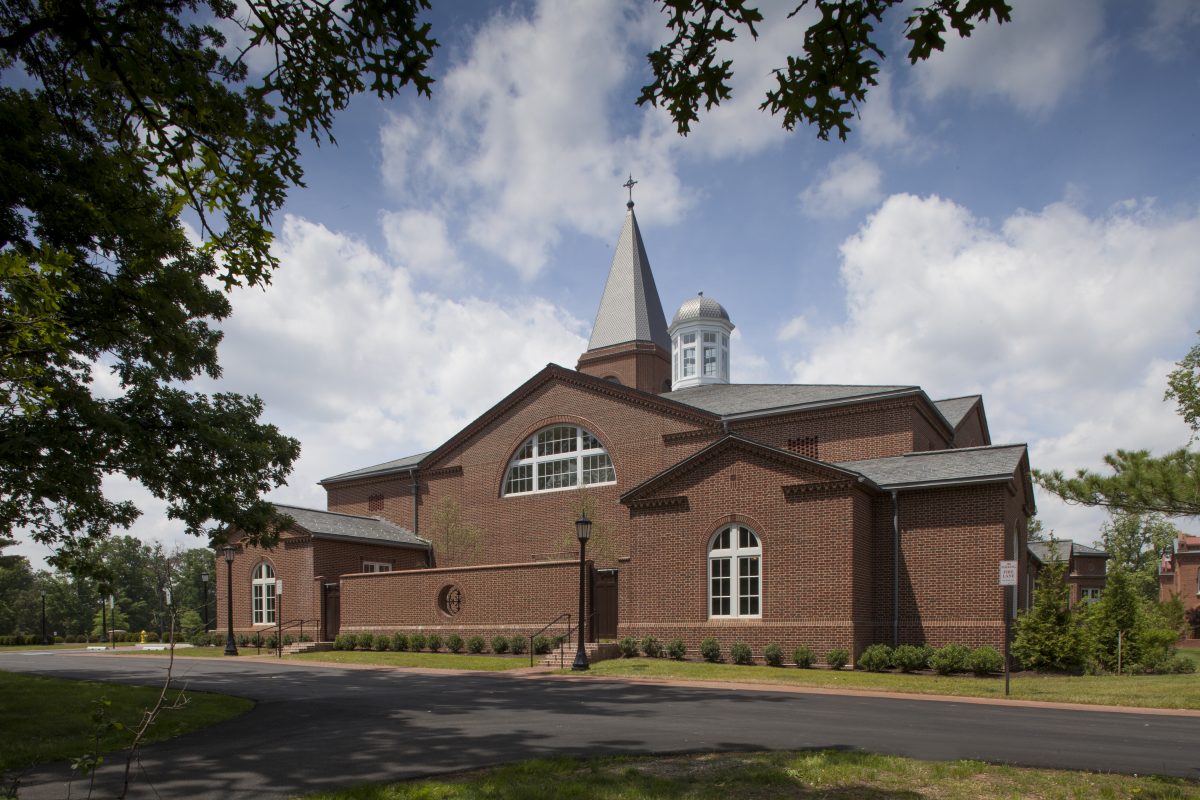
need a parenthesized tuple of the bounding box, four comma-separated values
(218, 198, 1036, 659)
(1160, 534, 1200, 640)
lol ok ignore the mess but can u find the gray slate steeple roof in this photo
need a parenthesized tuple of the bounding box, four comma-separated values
(586, 203, 671, 351)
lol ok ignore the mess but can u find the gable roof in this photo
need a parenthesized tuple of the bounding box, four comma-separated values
(274, 503, 429, 548)
(934, 395, 982, 429)
(320, 451, 431, 484)
(833, 444, 1028, 490)
(1028, 539, 1109, 564)
(587, 203, 670, 351)
(621, 434, 875, 503)
(661, 383, 916, 417)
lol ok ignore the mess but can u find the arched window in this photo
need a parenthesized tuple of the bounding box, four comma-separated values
(503, 425, 615, 495)
(252, 561, 276, 625)
(708, 525, 761, 618)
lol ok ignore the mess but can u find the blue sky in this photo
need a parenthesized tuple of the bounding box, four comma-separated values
(18, 0, 1200, 565)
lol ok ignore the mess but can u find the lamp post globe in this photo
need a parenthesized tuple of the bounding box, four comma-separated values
(200, 571, 210, 632)
(572, 516, 592, 671)
(222, 545, 238, 656)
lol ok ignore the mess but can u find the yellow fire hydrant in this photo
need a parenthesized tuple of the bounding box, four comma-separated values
(139, 630, 146, 643)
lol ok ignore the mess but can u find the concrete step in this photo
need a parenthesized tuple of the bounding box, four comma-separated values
(536, 642, 619, 667)
(279, 641, 333, 655)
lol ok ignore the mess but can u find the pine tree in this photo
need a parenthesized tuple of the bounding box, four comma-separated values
(1012, 543, 1085, 671)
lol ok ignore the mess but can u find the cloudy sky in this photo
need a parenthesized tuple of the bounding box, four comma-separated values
(18, 0, 1200, 565)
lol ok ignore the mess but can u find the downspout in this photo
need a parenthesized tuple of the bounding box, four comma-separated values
(892, 489, 900, 647)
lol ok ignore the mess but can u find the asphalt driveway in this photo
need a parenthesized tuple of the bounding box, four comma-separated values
(2, 651, 1198, 799)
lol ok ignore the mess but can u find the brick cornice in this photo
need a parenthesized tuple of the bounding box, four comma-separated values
(627, 495, 689, 511)
(782, 480, 857, 500)
(423, 465, 463, 479)
(662, 429, 720, 445)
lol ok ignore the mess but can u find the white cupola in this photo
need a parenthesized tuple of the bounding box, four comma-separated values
(668, 292, 734, 390)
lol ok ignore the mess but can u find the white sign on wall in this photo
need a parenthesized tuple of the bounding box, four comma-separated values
(999, 560, 1017, 586)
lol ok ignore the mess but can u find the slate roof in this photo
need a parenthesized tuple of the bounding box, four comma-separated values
(662, 383, 916, 417)
(586, 204, 671, 351)
(833, 444, 1027, 490)
(934, 395, 981, 429)
(1072, 542, 1109, 557)
(274, 503, 428, 548)
(320, 451, 430, 484)
(1028, 540, 1108, 563)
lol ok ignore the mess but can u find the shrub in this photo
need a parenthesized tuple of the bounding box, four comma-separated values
(283, 635, 295, 646)
(236, 633, 251, 647)
(667, 639, 687, 660)
(929, 643, 971, 675)
(373, 633, 392, 651)
(426, 634, 443, 652)
(467, 635, 485, 654)
(618, 637, 639, 658)
(640, 636, 663, 658)
(144, 631, 160, 643)
(355, 632, 375, 650)
(410, 633, 427, 651)
(792, 646, 816, 668)
(730, 642, 753, 665)
(763, 643, 784, 667)
(263, 634, 278, 650)
(825, 648, 849, 670)
(333, 633, 353, 651)
(966, 646, 1003, 675)
(857, 644, 894, 672)
(447, 634, 464, 653)
(892, 644, 927, 672)
(1012, 552, 1085, 671)
(699, 638, 721, 663)
(393, 633, 410, 652)
(508, 635, 527, 655)
(532, 635, 553, 655)
(491, 635, 509, 654)
(299, 634, 312, 643)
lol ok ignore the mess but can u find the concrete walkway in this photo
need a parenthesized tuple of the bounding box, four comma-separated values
(2, 651, 1198, 799)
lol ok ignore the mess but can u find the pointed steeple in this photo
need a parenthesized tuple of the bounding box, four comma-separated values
(586, 202, 670, 352)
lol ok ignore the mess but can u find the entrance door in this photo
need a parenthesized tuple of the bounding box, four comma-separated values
(322, 583, 340, 641)
(593, 569, 618, 640)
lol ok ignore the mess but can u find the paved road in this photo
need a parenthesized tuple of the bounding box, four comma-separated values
(2, 651, 1198, 799)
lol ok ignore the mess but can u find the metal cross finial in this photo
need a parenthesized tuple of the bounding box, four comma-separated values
(623, 174, 638, 206)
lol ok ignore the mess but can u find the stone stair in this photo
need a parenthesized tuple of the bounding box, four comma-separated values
(535, 641, 619, 667)
(279, 640, 334, 656)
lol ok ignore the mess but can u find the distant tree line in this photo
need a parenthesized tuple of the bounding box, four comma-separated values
(0, 535, 214, 639)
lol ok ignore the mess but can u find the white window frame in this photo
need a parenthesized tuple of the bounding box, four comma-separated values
(1080, 587, 1101, 603)
(503, 425, 615, 496)
(708, 525, 762, 619)
(251, 561, 276, 625)
(362, 561, 391, 573)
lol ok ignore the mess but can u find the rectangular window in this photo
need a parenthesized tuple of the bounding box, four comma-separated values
(683, 347, 695, 376)
(538, 457, 578, 490)
(683, 333, 696, 344)
(537, 426, 577, 455)
(506, 463, 533, 494)
(738, 556, 760, 616)
(581, 453, 615, 485)
(253, 584, 276, 624)
(1080, 588, 1101, 602)
(710, 557, 731, 616)
(703, 346, 717, 376)
(703, 332, 716, 343)
(363, 561, 391, 573)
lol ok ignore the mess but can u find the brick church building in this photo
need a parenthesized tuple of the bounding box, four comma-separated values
(217, 198, 1036, 659)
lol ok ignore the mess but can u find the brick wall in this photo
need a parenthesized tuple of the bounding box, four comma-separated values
(338, 559, 586, 639)
(214, 533, 314, 636)
(952, 406, 989, 448)
(576, 341, 671, 394)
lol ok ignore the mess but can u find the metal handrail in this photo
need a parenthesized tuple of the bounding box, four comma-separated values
(278, 618, 316, 644)
(528, 612, 571, 668)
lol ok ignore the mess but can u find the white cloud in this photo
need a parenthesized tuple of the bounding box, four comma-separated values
(380, 209, 463, 280)
(912, 0, 1106, 114)
(788, 193, 1200, 541)
(1136, 0, 1200, 61)
(777, 316, 809, 342)
(857, 71, 917, 152)
(798, 154, 884, 218)
(381, 0, 690, 279)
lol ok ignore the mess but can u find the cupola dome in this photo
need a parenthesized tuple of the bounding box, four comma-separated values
(668, 292, 734, 391)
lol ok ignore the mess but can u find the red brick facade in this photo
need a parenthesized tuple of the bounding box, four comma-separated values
(1160, 534, 1200, 639)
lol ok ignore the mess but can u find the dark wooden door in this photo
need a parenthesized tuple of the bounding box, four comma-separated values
(322, 583, 340, 641)
(593, 569, 618, 640)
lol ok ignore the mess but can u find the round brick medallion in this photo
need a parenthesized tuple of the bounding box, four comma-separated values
(438, 584, 463, 617)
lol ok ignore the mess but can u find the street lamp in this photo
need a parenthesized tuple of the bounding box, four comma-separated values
(200, 571, 210, 632)
(223, 545, 238, 656)
(40, 589, 47, 646)
(572, 516, 592, 671)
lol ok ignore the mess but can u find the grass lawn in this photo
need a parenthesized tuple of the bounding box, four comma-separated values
(580, 658, 1200, 710)
(0, 671, 253, 773)
(0, 643, 136, 652)
(285, 650, 531, 671)
(113, 645, 245, 658)
(303, 750, 1200, 799)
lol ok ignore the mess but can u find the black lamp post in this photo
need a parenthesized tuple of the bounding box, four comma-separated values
(223, 545, 238, 656)
(200, 571, 209, 632)
(100, 592, 107, 645)
(40, 589, 47, 645)
(572, 516, 592, 671)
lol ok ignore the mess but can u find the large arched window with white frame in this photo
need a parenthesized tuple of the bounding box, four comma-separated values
(708, 525, 761, 618)
(503, 425, 615, 496)
(251, 561, 276, 625)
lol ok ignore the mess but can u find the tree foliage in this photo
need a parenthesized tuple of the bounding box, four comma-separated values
(1036, 335, 1200, 517)
(1012, 543, 1085, 671)
(428, 496, 479, 566)
(1098, 512, 1176, 602)
(640, 0, 1012, 140)
(0, 1, 437, 570)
